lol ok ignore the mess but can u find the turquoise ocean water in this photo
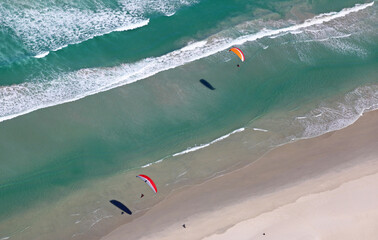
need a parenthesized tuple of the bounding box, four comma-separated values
(0, 0, 377, 239)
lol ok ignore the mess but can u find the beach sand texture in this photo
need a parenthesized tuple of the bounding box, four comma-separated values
(103, 110, 378, 240)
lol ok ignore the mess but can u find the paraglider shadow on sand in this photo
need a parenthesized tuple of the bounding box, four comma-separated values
(199, 79, 215, 90)
(110, 200, 132, 215)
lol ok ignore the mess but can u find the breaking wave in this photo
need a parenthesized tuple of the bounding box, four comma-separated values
(297, 85, 378, 138)
(0, 0, 197, 57)
(0, 2, 375, 123)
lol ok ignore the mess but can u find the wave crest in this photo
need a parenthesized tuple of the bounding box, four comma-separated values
(0, 2, 375, 123)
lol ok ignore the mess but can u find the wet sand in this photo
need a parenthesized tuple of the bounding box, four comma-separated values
(102, 110, 378, 240)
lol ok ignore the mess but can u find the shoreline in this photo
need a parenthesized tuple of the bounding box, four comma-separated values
(0, 1, 377, 240)
(102, 109, 378, 240)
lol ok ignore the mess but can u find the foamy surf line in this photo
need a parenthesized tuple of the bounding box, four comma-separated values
(173, 128, 245, 157)
(0, 2, 374, 123)
(34, 51, 49, 58)
(33, 20, 150, 59)
(253, 128, 268, 132)
(2, 0, 198, 60)
(137, 85, 378, 174)
(141, 128, 246, 168)
(297, 85, 378, 139)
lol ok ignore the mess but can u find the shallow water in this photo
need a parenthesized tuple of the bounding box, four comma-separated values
(0, 0, 377, 239)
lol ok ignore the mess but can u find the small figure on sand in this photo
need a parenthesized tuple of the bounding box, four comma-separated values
(121, 212, 124, 215)
(140, 194, 144, 198)
(263, 233, 265, 236)
(182, 224, 186, 228)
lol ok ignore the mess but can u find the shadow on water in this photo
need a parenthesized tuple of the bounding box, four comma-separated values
(199, 79, 215, 90)
(110, 200, 132, 215)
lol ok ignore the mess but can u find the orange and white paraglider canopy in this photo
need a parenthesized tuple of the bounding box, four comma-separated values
(229, 47, 245, 62)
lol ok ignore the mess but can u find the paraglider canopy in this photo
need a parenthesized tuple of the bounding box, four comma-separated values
(229, 47, 245, 62)
(137, 174, 157, 193)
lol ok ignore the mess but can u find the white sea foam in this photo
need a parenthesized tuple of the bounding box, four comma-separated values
(0, 5, 146, 56)
(181, 41, 207, 51)
(290, 4, 375, 58)
(0, 2, 375, 123)
(300, 32, 368, 57)
(269, 32, 288, 39)
(290, 30, 303, 35)
(232, 2, 374, 46)
(141, 163, 154, 168)
(119, 0, 197, 18)
(302, 33, 353, 43)
(0, 0, 196, 57)
(141, 159, 163, 168)
(113, 20, 150, 32)
(31, 19, 149, 58)
(334, 34, 352, 39)
(253, 128, 268, 132)
(297, 85, 378, 138)
(173, 128, 245, 157)
(34, 51, 50, 58)
(173, 145, 207, 156)
(177, 171, 187, 178)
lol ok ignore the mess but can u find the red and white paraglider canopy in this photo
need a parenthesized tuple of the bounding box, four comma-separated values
(136, 174, 157, 193)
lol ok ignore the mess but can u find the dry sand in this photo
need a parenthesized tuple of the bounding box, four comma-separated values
(102, 110, 378, 240)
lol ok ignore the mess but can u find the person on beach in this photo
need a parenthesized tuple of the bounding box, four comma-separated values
(182, 224, 186, 228)
(140, 194, 144, 198)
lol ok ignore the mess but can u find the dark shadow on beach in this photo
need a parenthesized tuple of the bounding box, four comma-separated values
(199, 79, 215, 90)
(110, 200, 132, 215)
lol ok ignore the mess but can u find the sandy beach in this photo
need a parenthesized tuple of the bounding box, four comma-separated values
(102, 110, 378, 240)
